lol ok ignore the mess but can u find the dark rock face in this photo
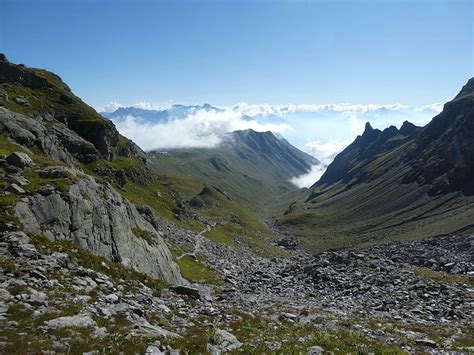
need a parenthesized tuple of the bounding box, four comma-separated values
(312, 120, 419, 191)
(312, 77, 474, 196)
(409, 79, 474, 195)
(169, 285, 202, 300)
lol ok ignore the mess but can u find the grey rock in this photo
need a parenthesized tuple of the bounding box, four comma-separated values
(145, 343, 165, 355)
(14, 176, 184, 284)
(37, 184, 56, 196)
(105, 294, 119, 303)
(14, 96, 30, 106)
(169, 285, 204, 300)
(132, 322, 181, 338)
(45, 314, 97, 329)
(50, 252, 69, 267)
(0, 289, 12, 302)
(7, 183, 26, 194)
(276, 235, 298, 250)
(0, 107, 96, 164)
(6, 152, 33, 169)
(307, 345, 325, 354)
(38, 166, 73, 179)
(415, 339, 437, 347)
(12, 175, 29, 186)
(27, 289, 47, 305)
(0, 301, 9, 315)
(207, 329, 242, 353)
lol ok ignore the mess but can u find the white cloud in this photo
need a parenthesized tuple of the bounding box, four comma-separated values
(100, 101, 124, 113)
(290, 164, 327, 188)
(230, 102, 442, 118)
(113, 108, 292, 151)
(97, 101, 174, 113)
(304, 139, 352, 165)
(107, 101, 441, 164)
(132, 102, 173, 110)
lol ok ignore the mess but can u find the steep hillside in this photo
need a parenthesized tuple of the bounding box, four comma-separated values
(278, 79, 474, 252)
(0, 54, 183, 283)
(150, 129, 320, 214)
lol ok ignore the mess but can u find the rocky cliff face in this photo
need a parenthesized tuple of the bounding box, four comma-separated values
(0, 54, 183, 284)
(14, 174, 182, 283)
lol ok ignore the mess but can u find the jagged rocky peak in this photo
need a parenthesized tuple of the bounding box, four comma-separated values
(364, 121, 374, 132)
(359, 122, 381, 141)
(399, 120, 419, 135)
(380, 125, 398, 139)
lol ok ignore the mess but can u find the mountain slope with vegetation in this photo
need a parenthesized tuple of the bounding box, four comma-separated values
(150, 129, 320, 214)
(277, 78, 474, 252)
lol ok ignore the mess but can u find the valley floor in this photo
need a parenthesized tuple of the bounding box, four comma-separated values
(1, 217, 473, 353)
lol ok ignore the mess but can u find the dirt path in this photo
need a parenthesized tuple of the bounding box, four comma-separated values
(177, 225, 211, 260)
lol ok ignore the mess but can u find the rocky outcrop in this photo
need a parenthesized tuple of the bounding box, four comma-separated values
(14, 174, 183, 284)
(0, 107, 96, 165)
(0, 54, 148, 164)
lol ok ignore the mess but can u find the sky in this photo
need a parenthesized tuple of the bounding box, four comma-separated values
(1, 0, 472, 108)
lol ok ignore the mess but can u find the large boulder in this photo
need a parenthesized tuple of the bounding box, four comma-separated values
(207, 329, 242, 353)
(6, 151, 33, 169)
(45, 314, 96, 329)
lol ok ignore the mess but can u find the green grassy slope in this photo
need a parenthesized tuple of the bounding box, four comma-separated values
(150, 173, 287, 257)
(150, 129, 319, 215)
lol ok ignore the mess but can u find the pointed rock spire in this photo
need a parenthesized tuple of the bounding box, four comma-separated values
(364, 122, 374, 133)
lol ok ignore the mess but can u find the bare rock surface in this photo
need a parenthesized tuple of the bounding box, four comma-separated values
(14, 175, 183, 285)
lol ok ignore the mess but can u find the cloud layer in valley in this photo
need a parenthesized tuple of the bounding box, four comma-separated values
(100, 101, 442, 187)
(111, 108, 292, 151)
(290, 164, 328, 189)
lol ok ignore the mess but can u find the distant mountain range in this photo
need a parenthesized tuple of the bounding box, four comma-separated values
(101, 102, 441, 163)
(277, 78, 474, 252)
(101, 103, 222, 122)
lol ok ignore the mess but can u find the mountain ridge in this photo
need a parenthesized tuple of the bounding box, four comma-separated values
(150, 128, 320, 214)
(279, 78, 474, 252)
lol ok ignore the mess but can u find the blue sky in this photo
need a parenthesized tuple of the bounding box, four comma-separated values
(1, 0, 472, 108)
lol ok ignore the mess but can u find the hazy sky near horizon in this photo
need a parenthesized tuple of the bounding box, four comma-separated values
(1, 0, 472, 109)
